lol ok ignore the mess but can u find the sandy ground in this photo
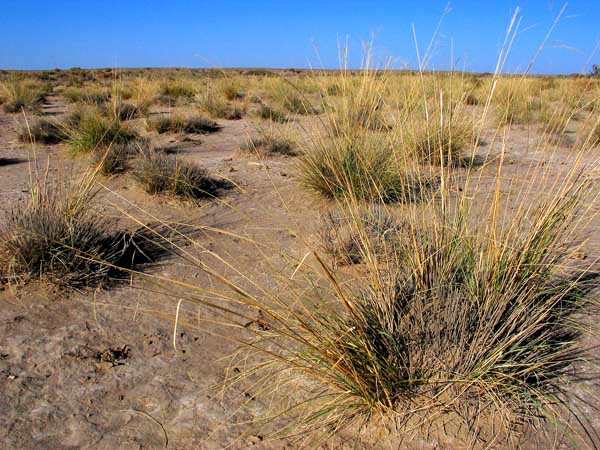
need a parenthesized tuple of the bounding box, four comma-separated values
(1, 95, 600, 449)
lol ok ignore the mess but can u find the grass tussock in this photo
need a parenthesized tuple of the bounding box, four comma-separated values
(494, 81, 540, 125)
(159, 79, 196, 100)
(93, 140, 148, 176)
(132, 152, 228, 199)
(0, 79, 49, 113)
(63, 86, 109, 105)
(318, 205, 404, 266)
(149, 115, 220, 134)
(18, 118, 69, 145)
(0, 174, 145, 288)
(300, 133, 428, 203)
(258, 104, 288, 123)
(68, 109, 140, 155)
(405, 111, 474, 165)
(238, 129, 297, 157)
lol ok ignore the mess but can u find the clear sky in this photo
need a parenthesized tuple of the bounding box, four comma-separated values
(0, 1, 598, 74)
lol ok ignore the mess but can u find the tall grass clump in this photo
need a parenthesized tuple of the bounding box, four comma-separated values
(63, 86, 110, 105)
(68, 109, 139, 155)
(258, 104, 288, 123)
(404, 109, 474, 165)
(0, 79, 49, 113)
(300, 67, 427, 203)
(0, 171, 139, 288)
(159, 79, 196, 102)
(494, 79, 540, 125)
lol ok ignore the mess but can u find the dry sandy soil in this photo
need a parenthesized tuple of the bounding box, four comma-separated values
(1, 94, 600, 449)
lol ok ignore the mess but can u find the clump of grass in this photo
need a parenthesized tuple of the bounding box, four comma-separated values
(318, 206, 404, 266)
(149, 115, 185, 134)
(149, 115, 220, 134)
(539, 103, 573, 140)
(159, 80, 196, 100)
(182, 115, 221, 134)
(238, 130, 297, 157)
(283, 94, 316, 115)
(0, 174, 135, 288)
(93, 140, 147, 176)
(68, 110, 140, 155)
(0, 79, 48, 113)
(132, 152, 228, 199)
(494, 81, 539, 125)
(405, 111, 474, 165)
(275, 186, 595, 440)
(220, 81, 245, 101)
(300, 133, 426, 203)
(199, 90, 245, 120)
(63, 86, 109, 105)
(201, 164, 597, 446)
(18, 118, 69, 145)
(258, 104, 288, 123)
(114, 102, 140, 121)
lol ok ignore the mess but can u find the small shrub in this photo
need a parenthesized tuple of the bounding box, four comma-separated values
(132, 152, 228, 199)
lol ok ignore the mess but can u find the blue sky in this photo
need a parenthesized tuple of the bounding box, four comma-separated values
(0, 1, 598, 74)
